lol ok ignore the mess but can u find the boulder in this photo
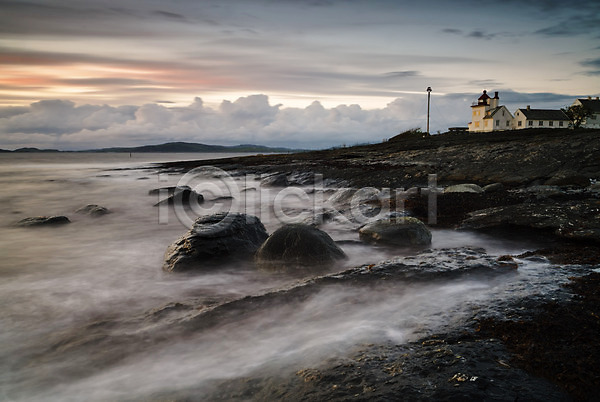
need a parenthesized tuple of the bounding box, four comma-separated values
(255, 224, 346, 269)
(163, 213, 268, 272)
(16, 216, 70, 227)
(76, 204, 110, 217)
(358, 217, 432, 246)
(444, 184, 484, 194)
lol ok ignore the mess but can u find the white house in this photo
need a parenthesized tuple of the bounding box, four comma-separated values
(513, 106, 571, 129)
(572, 97, 600, 128)
(468, 90, 514, 132)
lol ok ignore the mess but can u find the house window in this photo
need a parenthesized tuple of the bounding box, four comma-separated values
(549, 121, 554, 126)
(506, 120, 510, 126)
(496, 120, 500, 126)
(559, 121, 564, 127)
(539, 121, 544, 126)
(528, 121, 533, 126)
(518, 121, 522, 127)
(475, 122, 480, 128)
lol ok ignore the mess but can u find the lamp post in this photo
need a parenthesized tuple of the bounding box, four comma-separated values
(426, 86, 432, 135)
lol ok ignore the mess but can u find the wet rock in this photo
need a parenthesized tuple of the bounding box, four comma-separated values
(75, 204, 110, 217)
(163, 213, 268, 272)
(301, 210, 340, 227)
(327, 188, 356, 207)
(154, 188, 204, 207)
(588, 182, 600, 193)
(16, 216, 70, 227)
(287, 171, 317, 185)
(482, 183, 504, 193)
(255, 224, 346, 269)
(520, 185, 564, 199)
(544, 169, 590, 187)
(358, 217, 432, 247)
(444, 184, 484, 194)
(261, 173, 289, 187)
(148, 185, 191, 196)
(461, 200, 600, 243)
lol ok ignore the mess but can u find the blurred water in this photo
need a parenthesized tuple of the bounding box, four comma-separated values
(0, 153, 582, 401)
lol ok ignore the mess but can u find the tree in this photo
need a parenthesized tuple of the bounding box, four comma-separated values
(561, 104, 593, 129)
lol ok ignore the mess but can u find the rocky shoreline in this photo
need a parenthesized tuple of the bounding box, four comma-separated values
(153, 128, 600, 401)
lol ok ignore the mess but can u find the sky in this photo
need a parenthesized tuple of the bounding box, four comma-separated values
(0, 0, 599, 150)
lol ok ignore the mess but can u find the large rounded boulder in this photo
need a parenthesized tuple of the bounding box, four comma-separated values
(255, 224, 346, 270)
(359, 217, 432, 247)
(163, 213, 268, 272)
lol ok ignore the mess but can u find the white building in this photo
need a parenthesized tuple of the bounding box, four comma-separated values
(572, 97, 600, 128)
(513, 106, 571, 129)
(468, 90, 514, 132)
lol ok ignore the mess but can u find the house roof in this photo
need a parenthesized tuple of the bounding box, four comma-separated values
(577, 98, 600, 113)
(482, 106, 512, 119)
(516, 108, 570, 121)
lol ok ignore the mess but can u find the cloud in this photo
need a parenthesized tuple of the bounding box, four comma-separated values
(580, 57, 600, 76)
(153, 10, 188, 21)
(382, 71, 420, 79)
(2, 91, 589, 151)
(441, 28, 463, 35)
(0, 95, 473, 150)
(466, 30, 498, 40)
(535, 14, 600, 37)
(468, 79, 503, 88)
(441, 28, 511, 41)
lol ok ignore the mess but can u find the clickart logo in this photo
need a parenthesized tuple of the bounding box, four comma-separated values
(156, 166, 440, 232)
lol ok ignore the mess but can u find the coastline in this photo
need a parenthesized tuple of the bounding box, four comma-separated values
(152, 128, 600, 400)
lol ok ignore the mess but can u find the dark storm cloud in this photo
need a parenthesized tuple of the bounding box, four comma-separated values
(0, 1, 133, 36)
(468, 79, 503, 88)
(382, 71, 420, 79)
(467, 30, 498, 40)
(535, 13, 600, 37)
(580, 58, 600, 76)
(153, 10, 188, 21)
(441, 28, 463, 35)
(442, 28, 511, 41)
(497, 90, 578, 106)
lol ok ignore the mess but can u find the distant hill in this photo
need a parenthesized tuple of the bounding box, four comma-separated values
(2, 142, 304, 153)
(11, 147, 61, 153)
(92, 142, 301, 153)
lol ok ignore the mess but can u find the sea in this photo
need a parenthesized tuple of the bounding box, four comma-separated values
(0, 152, 590, 401)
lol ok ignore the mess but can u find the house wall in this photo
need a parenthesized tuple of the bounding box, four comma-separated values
(471, 105, 513, 132)
(513, 109, 569, 129)
(492, 106, 513, 131)
(468, 105, 487, 132)
(583, 113, 600, 128)
(513, 109, 528, 129)
(481, 118, 494, 132)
